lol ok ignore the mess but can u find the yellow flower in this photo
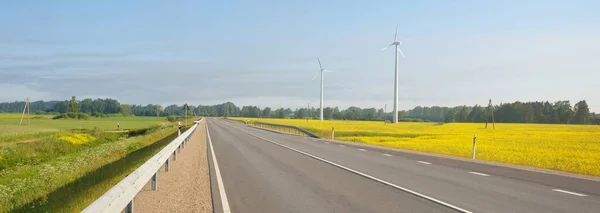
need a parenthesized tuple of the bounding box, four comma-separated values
(234, 117, 600, 176)
(59, 133, 96, 145)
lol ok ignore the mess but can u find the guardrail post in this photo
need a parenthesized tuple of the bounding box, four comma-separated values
(173, 150, 177, 161)
(125, 200, 134, 213)
(472, 134, 477, 159)
(165, 158, 170, 172)
(151, 173, 158, 191)
(178, 144, 181, 153)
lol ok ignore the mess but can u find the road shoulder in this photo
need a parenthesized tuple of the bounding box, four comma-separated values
(134, 121, 212, 213)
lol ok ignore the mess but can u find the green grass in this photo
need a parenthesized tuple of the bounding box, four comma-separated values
(0, 113, 166, 143)
(9, 127, 183, 212)
(0, 126, 180, 212)
(0, 113, 195, 212)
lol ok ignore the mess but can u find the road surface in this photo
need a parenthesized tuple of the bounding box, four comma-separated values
(206, 118, 600, 213)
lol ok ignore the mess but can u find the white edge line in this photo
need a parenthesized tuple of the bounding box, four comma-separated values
(383, 154, 393, 157)
(552, 189, 587, 197)
(223, 122, 472, 213)
(206, 124, 232, 213)
(339, 145, 346, 147)
(358, 149, 366, 151)
(468, 171, 490, 177)
(418, 161, 432, 165)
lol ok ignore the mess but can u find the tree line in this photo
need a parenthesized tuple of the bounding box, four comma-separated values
(0, 98, 598, 124)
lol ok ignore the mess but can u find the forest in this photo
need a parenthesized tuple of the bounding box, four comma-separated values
(0, 97, 598, 124)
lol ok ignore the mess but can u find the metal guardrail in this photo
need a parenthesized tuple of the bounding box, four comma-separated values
(224, 118, 247, 124)
(82, 118, 203, 213)
(254, 121, 320, 138)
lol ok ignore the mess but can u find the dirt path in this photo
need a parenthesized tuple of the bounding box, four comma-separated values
(0, 138, 42, 147)
(134, 121, 212, 213)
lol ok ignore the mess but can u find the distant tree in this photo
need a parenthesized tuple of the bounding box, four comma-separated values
(262, 107, 272, 118)
(398, 110, 407, 120)
(240, 106, 251, 117)
(92, 99, 106, 114)
(104, 99, 121, 114)
(79, 98, 93, 113)
(345, 107, 362, 120)
(445, 109, 456, 122)
(323, 107, 334, 120)
(274, 108, 286, 118)
(363, 108, 377, 120)
(120, 104, 132, 116)
(457, 106, 469, 122)
(554, 101, 574, 124)
(296, 108, 308, 118)
(54, 101, 69, 114)
(68, 96, 79, 113)
(467, 105, 481, 122)
(573, 100, 590, 124)
(332, 107, 343, 120)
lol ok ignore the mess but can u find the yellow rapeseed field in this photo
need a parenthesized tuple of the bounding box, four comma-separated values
(236, 118, 600, 176)
(58, 133, 96, 145)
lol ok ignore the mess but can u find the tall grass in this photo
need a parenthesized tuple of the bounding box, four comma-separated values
(10, 128, 182, 212)
(0, 126, 178, 212)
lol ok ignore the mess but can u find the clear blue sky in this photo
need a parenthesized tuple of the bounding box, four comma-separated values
(1, 0, 599, 111)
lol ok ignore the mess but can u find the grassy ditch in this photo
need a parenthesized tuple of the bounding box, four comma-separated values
(0, 125, 189, 212)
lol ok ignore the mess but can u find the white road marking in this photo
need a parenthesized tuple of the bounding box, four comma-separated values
(339, 144, 346, 147)
(418, 161, 432, 165)
(552, 189, 587, 197)
(468, 171, 490, 177)
(383, 154, 393, 157)
(206, 125, 232, 213)
(324, 141, 329, 144)
(224, 123, 472, 213)
(358, 149, 366, 151)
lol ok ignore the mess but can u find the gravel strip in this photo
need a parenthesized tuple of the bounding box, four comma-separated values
(134, 122, 212, 213)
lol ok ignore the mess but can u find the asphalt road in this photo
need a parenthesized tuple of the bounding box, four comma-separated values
(206, 118, 600, 213)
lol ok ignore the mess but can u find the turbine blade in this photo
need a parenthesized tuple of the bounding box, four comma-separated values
(317, 57, 323, 70)
(311, 71, 319, 80)
(397, 47, 405, 58)
(394, 24, 398, 42)
(323, 70, 332, 73)
(381, 43, 393, 51)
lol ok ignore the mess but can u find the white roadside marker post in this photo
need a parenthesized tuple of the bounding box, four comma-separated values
(331, 126, 335, 140)
(472, 134, 477, 159)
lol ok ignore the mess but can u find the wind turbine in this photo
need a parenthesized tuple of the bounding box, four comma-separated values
(381, 24, 405, 123)
(312, 57, 331, 121)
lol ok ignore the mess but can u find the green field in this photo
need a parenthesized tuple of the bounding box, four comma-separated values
(0, 114, 167, 143)
(0, 113, 190, 212)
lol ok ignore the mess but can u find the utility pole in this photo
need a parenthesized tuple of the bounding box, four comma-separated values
(385, 104, 387, 115)
(185, 104, 188, 126)
(485, 99, 496, 129)
(307, 103, 310, 122)
(20, 97, 30, 125)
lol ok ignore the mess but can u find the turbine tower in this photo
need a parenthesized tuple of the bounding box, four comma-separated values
(381, 24, 405, 123)
(312, 57, 331, 120)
